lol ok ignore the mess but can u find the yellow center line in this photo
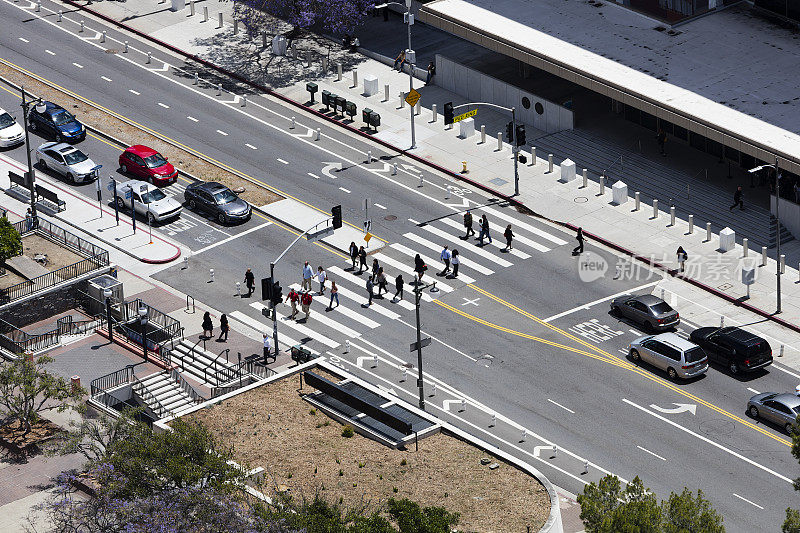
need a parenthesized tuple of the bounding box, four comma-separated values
(461, 284, 791, 446)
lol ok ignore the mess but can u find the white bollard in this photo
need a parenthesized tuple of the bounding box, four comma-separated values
(101, 31, 106, 43)
(384, 84, 389, 101)
(315, 128, 320, 141)
(480, 125, 486, 144)
(203, 6, 209, 22)
(344, 340, 350, 353)
(552, 444, 558, 458)
(193, 72, 198, 85)
(36, 0, 40, 12)
(688, 214, 694, 233)
(599, 179, 605, 195)
(635, 192, 640, 211)
(720, 316, 725, 328)
(352, 68, 358, 88)
(392, 163, 398, 176)
(147, 51, 152, 64)
(497, 133, 502, 151)
(742, 238, 748, 257)
(780, 344, 785, 357)
(236, 282, 241, 297)
(583, 461, 589, 474)
(653, 199, 658, 219)
(242, 95, 247, 107)
(372, 353, 378, 367)
(190, 0, 195, 16)
(402, 367, 407, 382)
(415, 102, 421, 116)
(290, 116, 296, 129)
(209, 268, 215, 283)
(218, 12, 223, 29)
(400, 93, 405, 108)
(366, 151, 372, 163)
(460, 398, 466, 412)
(216, 83, 222, 96)
(337, 63, 342, 81)
(521, 429, 527, 442)
(582, 168, 588, 188)
(490, 413, 496, 427)
(431, 382, 436, 396)
(706, 222, 712, 242)
(123, 40, 129, 53)
(58, 10, 62, 22)
(183, 256, 189, 269)
(530, 146, 536, 166)
(548, 154, 553, 173)
(432, 104, 437, 122)
(670, 206, 676, 226)
(762, 246, 768, 266)
(781, 254, 786, 274)
(80, 20, 85, 33)
(419, 173, 424, 187)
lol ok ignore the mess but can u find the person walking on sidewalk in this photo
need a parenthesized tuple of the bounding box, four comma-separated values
(349, 241, 358, 270)
(478, 214, 492, 245)
(414, 254, 427, 282)
(285, 288, 300, 320)
(394, 274, 404, 301)
(301, 261, 313, 291)
(676, 246, 688, 273)
(317, 266, 327, 295)
(440, 245, 451, 275)
(358, 246, 367, 274)
(657, 128, 667, 156)
(426, 61, 436, 84)
(503, 225, 514, 251)
(201, 311, 213, 339)
(301, 291, 313, 321)
(328, 281, 340, 309)
(377, 267, 388, 295)
(451, 249, 460, 278)
(730, 186, 744, 211)
(244, 268, 255, 297)
(393, 50, 406, 71)
(573, 227, 585, 255)
(463, 210, 475, 239)
(263, 333, 272, 364)
(366, 277, 375, 306)
(217, 314, 229, 342)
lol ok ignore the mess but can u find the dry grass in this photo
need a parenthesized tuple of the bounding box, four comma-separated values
(187, 370, 551, 533)
(0, 233, 85, 289)
(0, 64, 282, 207)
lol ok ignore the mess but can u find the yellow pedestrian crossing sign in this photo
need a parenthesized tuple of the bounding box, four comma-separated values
(453, 109, 477, 123)
(405, 89, 421, 107)
(364, 232, 373, 243)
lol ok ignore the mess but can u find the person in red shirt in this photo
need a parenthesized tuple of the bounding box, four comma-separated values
(301, 291, 313, 321)
(285, 288, 300, 320)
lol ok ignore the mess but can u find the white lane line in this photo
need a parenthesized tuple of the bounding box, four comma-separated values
(288, 283, 381, 329)
(192, 222, 272, 255)
(747, 387, 760, 394)
(623, 398, 792, 483)
(374, 203, 387, 210)
(277, 158, 289, 165)
(158, 102, 169, 109)
(636, 445, 666, 461)
(629, 329, 641, 336)
(308, 173, 320, 179)
(547, 398, 575, 414)
(187, 116, 199, 122)
(101, 76, 112, 82)
(339, 187, 351, 193)
(772, 364, 800, 380)
(44, 49, 55, 55)
(245, 143, 257, 150)
(403, 232, 495, 276)
(129, 89, 140, 95)
(732, 493, 764, 510)
(542, 281, 661, 322)
(216, 129, 228, 136)
(18, 37, 29, 43)
(72, 62, 83, 69)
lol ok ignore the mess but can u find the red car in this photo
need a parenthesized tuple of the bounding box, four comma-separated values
(118, 145, 178, 186)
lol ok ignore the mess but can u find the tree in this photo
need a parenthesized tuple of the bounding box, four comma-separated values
(661, 488, 724, 533)
(0, 216, 22, 269)
(386, 498, 460, 533)
(233, 0, 376, 37)
(47, 406, 141, 466)
(0, 355, 85, 436)
(784, 507, 800, 533)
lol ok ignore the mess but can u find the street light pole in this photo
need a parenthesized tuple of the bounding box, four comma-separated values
(512, 106, 519, 196)
(270, 261, 278, 360)
(104, 288, 114, 342)
(413, 275, 427, 411)
(775, 156, 782, 314)
(406, 0, 416, 150)
(139, 305, 148, 362)
(20, 87, 40, 219)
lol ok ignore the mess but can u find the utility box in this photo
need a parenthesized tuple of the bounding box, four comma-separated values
(742, 265, 756, 285)
(458, 117, 475, 139)
(559, 158, 576, 183)
(612, 181, 628, 205)
(363, 74, 378, 97)
(719, 227, 735, 253)
(87, 274, 124, 316)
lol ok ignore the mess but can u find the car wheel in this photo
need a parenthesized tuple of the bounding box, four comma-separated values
(729, 362, 739, 375)
(115, 196, 125, 209)
(217, 212, 227, 224)
(188, 199, 197, 210)
(66, 173, 75, 184)
(667, 367, 678, 380)
(120, 164, 128, 174)
(37, 158, 46, 170)
(630, 349, 640, 362)
(610, 305, 618, 315)
(749, 406, 759, 419)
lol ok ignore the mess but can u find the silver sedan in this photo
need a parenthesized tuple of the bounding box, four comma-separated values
(747, 392, 800, 434)
(36, 142, 100, 184)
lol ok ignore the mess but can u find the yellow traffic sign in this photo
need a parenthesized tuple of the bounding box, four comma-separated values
(453, 109, 477, 123)
(405, 89, 421, 107)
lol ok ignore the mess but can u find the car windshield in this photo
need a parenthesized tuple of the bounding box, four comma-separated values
(141, 189, 167, 204)
(51, 110, 75, 126)
(0, 113, 15, 129)
(650, 302, 673, 314)
(143, 153, 168, 168)
(63, 151, 88, 165)
(213, 189, 237, 204)
(684, 347, 706, 363)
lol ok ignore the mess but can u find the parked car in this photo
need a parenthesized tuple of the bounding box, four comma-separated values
(36, 142, 100, 184)
(0, 108, 24, 147)
(689, 326, 772, 375)
(747, 392, 800, 434)
(610, 294, 679, 332)
(28, 101, 85, 142)
(184, 181, 251, 224)
(118, 145, 178, 186)
(628, 332, 708, 380)
(113, 179, 182, 223)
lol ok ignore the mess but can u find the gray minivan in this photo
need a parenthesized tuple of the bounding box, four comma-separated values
(629, 332, 709, 380)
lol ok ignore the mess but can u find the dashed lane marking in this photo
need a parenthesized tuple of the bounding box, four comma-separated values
(187, 116, 198, 122)
(129, 89, 140, 95)
(636, 445, 666, 461)
(101, 76, 112, 82)
(158, 102, 169, 108)
(44, 49, 55, 55)
(374, 203, 387, 210)
(308, 173, 320, 179)
(732, 493, 764, 510)
(216, 129, 228, 136)
(339, 187, 351, 193)
(72, 62, 83, 69)
(18, 38, 29, 43)
(277, 158, 289, 165)
(547, 399, 575, 414)
(245, 143, 257, 150)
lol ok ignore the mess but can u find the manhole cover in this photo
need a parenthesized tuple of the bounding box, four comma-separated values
(699, 418, 736, 437)
(476, 354, 494, 367)
(384, 215, 397, 221)
(717, 282, 733, 291)
(574, 196, 588, 203)
(105, 49, 118, 54)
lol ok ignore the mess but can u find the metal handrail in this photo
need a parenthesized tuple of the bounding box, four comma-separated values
(186, 295, 195, 313)
(208, 348, 232, 385)
(169, 368, 206, 404)
(91, 364, 138, 397)
(132, 374, 172, 419)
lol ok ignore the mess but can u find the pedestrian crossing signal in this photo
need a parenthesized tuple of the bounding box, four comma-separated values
(515, 124, 526, 146)
(261, 277, 272, 301)
(443, 102, 454, 125)
(332, 205, 342, 229)
(271, 281, 283, 306)
(505, 121, 514, 144)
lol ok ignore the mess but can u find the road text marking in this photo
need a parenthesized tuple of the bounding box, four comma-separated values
(461, 298, 480, 306)
(636, 445, 666, 461)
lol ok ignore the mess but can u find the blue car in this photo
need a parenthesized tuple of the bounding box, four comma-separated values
(28, 101, 85, 143)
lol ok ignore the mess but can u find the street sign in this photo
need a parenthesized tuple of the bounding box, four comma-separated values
(307, 226, 334, 241)
(410, 337, 431, 352)
(364, 232, 373, 243)
(106, 180, 114, 192)
(405, 88, 421, 107)
(453, 109, 477, 123)
(125, 188, 132, 200)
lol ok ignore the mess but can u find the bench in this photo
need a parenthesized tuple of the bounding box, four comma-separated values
(5, 255, 50, 280)
(35, 184, 66, 214)
(4, 171, 33, 205)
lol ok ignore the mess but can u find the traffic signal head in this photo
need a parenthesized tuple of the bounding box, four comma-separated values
(271, 281, 283, 306)
(261, 277, 272, 301)
(515, 124, 526, 146)
(332, 205, 342, 229)
(505, 121, 514, 144)
(443, 102, 454, 125)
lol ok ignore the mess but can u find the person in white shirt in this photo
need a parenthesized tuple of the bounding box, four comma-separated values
(440, 246, 451, 275)
(263, 333, 272, 363)
(317, 266, 327, 295)
(301, 262, 313, 291)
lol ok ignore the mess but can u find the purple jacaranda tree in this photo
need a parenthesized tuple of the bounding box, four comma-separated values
(232, 0, 376, 37)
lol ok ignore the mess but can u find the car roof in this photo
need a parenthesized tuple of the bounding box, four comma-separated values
(651, 332, 699, 352)
(633, 294, 665, 306)
(119, 179, 156, 191)
(57, 145, 77, 154)
(718, 327, 765, 345)
(43, 102, 65, 115)
(771, 393, 800, 408)
(126, 145, 158, 157)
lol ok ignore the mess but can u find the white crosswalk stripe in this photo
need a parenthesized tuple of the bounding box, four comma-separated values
(481, 206, 569, 246)
(250, 302, 339, 348)
(437, 217, 531, 258)
(403, 232, 495, 275)
(373, 254, 447, 297)
(438, 217, 550, 253)
(289, 283, 381, 329)
(417, 224, 513, 268)
(228, 310, 312, 353)
(390, 243, 476, 284)
(327, 266, 413, 314)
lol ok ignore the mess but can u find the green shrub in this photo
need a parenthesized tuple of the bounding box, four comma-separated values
(341, 425, 354, 438)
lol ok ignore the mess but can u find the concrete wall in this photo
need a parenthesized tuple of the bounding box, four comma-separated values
(434, 54, 574, 134)
(771, 195, 800, 241)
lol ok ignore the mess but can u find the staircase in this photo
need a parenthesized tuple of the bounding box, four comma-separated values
(769, 216, 794, 249)
(170, 339, 239, 387)
(132, 371, 195, 419)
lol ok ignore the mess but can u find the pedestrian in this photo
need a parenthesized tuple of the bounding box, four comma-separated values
(371, 258, 380, 282)
(285, 288, 300, 320)
(317, 266, 327, 295)
(263, 333, 272, 364)
(301, 291, 313, 321)
(451, 249, 460, 278)
(377, 267, 388, 295)
(366, 277, 374, 306)
(302, 261, 313, 291)
(244, 268, 255, 297)
(656, 128, 667, 156)
(425, 61, 436, 84)
(25, 208, 33, 231)
(217, 314, 229, 341)
(573, 227, 584, 255)
(394, 274, 404, 301)
(393, 50, 406, 71)
(503, 224, 514, 251)
(358, 246, 367, 274)
(329, 280, 340, 309)
(201, 311, 213, 339)
(463, 210, 475, 239)
(676, 246, 688, 273)
(478, 214, 492, 245)
(414, 253, 426, 282)
(729, 186, 744, 211)
(440, 245, 451, 275)
(349, 241, 358, 270)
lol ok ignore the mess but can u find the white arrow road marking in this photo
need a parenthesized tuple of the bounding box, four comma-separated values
(356, 356, 375, 367)
(295, 127, 315, 138)
(373, 163, 394, 173)
(402, 163, 421, 173)
(321, 162, 342, 179)
(219, 95, 241, 104)
(649, 403, 697, 415)
(378, 384, 398, 396)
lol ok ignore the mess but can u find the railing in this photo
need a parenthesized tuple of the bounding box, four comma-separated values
(132, 375, 172, 420)
(186, 295, 195, 314)
(57, 316, 101, 336)
(204, 348, 233, 386)
(0, 252, 109, 304)
(210, 360, 276, 398)
(90, 364, 138, 397)
(169, 368, 206, 404)
(0, 318, 60, 354)
(33, 218, 106, 258)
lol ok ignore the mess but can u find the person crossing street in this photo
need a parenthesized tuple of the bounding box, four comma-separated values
(451, 249, 460, 278)
(478, 214, 492, 246)
(503, 225, 514, 251)
(328, 281, 340, 309)
(301, 261, 313, 291)
(300, 291, 313, 321)
(316, 266, 327, 295)
(394, 274, 405, 301)
(244, 268, 255, 297)
(358, 246, 367, 274)
(463, 210, 475, 239)
(440, 245, 451, 275)
(349, 241, 358, 270)
(285, 288, 300, 320)
(573, 227, 584, 255)
(365, 277, 375, 306)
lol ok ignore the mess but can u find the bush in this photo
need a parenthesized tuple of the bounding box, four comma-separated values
(341, 425, 354, 438)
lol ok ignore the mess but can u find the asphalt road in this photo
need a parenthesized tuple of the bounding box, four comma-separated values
(1, 1, 798, 530)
